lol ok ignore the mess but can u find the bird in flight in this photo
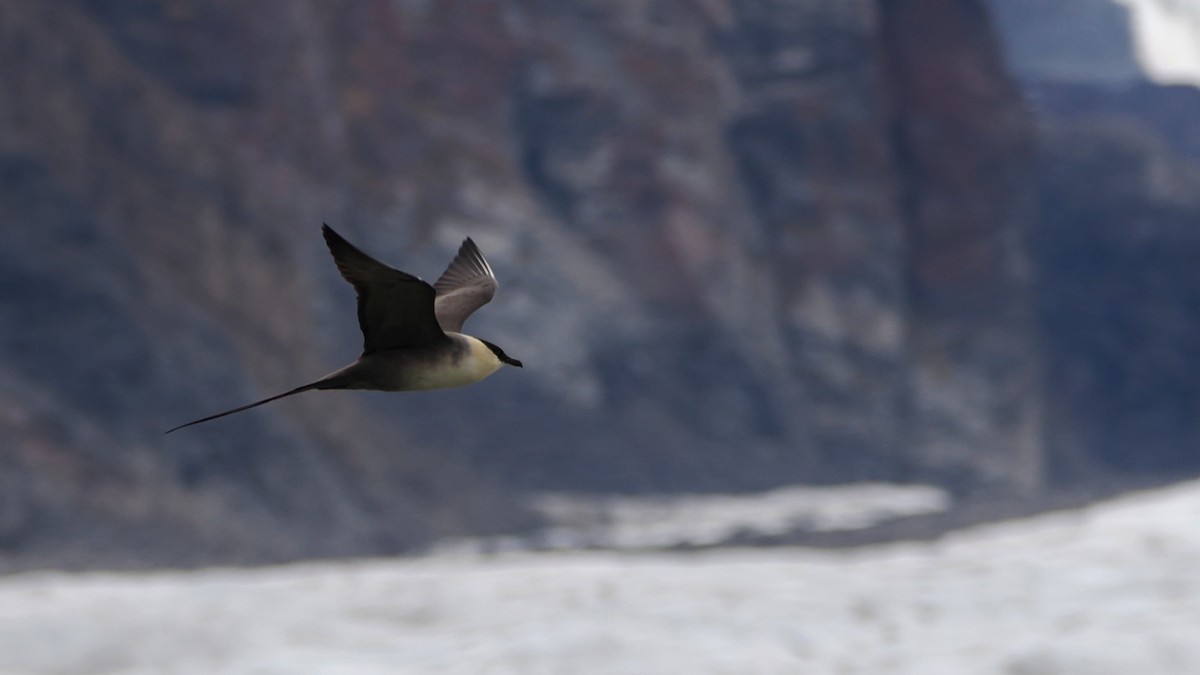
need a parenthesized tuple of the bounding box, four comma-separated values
(166, 224, 522, 433)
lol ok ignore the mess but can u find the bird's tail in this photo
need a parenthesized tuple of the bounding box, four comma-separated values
(165, 376, 342, 434)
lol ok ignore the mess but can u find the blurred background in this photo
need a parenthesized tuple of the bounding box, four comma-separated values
(2, 0, 1200, 571)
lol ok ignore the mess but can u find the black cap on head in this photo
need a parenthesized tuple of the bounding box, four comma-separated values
(481, 339, 522, 368)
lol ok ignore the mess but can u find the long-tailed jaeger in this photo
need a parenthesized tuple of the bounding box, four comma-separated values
(166, 224, 522, 433)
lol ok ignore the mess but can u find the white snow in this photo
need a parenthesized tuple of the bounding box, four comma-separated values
(511, 483, 949, 550)
(1117, 0, 1200, 85)
(0, 480, 1199, 675)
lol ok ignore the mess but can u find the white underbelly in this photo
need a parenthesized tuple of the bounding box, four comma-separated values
(406, 362, 490, 390)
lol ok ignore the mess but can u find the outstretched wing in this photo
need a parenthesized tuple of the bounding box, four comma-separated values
(322, 224, 445, 354)
(433, 237, 499, 333)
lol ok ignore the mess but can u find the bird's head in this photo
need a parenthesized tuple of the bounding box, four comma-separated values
(481, 340, 523, 368)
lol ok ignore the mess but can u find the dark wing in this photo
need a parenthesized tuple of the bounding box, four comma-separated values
(432, 237, 499, 333)
(322, 224, 446, 354)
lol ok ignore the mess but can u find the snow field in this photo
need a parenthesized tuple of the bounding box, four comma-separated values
(0, 481, 1196, 674)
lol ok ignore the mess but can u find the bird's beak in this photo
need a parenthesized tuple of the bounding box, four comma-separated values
(503, 355, 523, 368)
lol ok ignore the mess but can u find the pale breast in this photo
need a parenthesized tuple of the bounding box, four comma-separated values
(368, 334, 501, 391)
(327, 334, 505, 393)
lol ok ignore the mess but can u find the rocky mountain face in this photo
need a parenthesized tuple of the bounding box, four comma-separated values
(880, 0, 1043, 492)
(0, 0, 1192, 568)
(988, 2, 1200, 484)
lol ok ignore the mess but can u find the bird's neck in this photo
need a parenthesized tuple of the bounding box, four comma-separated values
(459, 334, 503, 377)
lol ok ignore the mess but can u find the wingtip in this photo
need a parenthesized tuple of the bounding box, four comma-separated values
(457, 237, 493, 277)
(321, 223, 350, 251)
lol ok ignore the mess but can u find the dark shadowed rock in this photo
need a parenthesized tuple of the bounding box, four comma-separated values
(878, 0, 1043, 493)
(1035, 109, 1200, 482)
(69, 0, 255, 105)
(989, 0, 1200, 482)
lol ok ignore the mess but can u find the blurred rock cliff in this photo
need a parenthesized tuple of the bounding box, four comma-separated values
(1, 0, 1196, 567)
